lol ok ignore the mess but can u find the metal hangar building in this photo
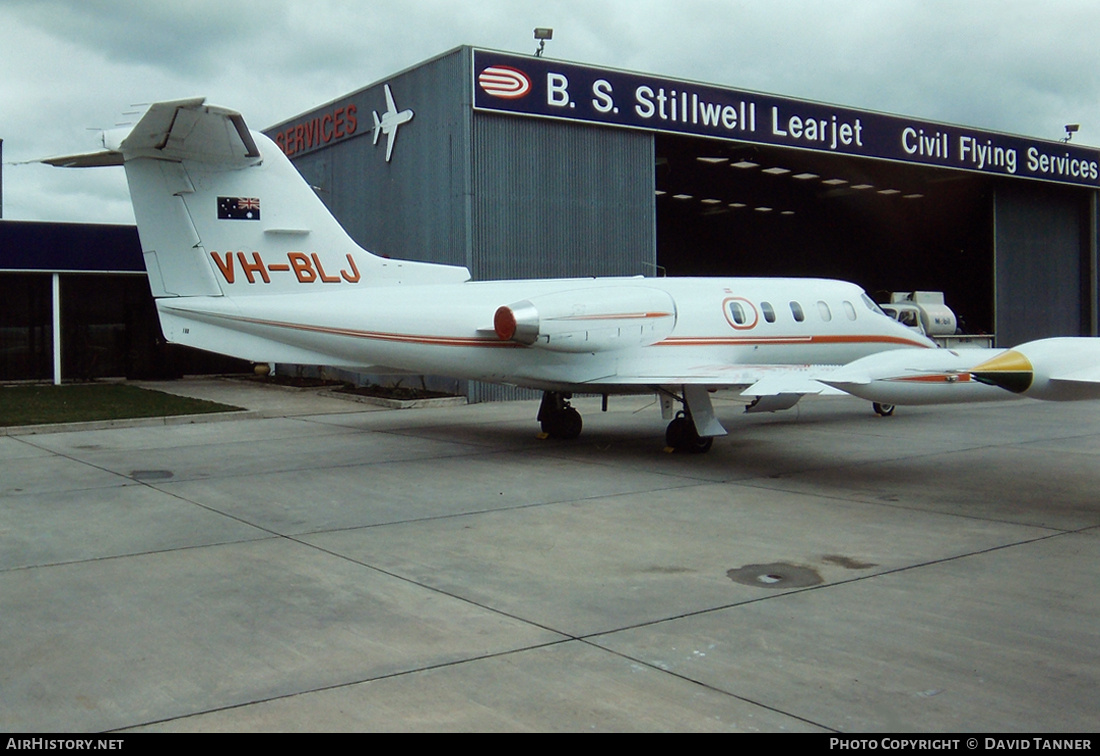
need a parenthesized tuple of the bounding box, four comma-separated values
(266, 46, 1100, 399)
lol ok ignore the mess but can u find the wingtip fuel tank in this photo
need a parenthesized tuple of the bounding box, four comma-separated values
(822, 337, 1100, 406)
(970, 338, 1100, 401)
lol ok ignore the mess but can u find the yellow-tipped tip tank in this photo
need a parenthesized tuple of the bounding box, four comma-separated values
(970, 349, 1034, 394)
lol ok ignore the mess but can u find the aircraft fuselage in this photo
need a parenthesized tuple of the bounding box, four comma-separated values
(156, 276, 933, 392)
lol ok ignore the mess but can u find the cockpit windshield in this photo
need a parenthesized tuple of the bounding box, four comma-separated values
(861, 292, 886, 316)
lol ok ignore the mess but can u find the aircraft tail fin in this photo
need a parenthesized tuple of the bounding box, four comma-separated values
(46, 98, 469, 300)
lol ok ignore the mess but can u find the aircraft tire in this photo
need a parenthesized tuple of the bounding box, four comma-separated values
(542, 407, 583, 440)
(666, 414, 712, 453)
(873, 402, 896, 417)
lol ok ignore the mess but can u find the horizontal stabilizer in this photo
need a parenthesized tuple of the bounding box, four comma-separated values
(42, 150, 123, 168)
(121, 98, 260, 165)
(45, 99, 260, 169)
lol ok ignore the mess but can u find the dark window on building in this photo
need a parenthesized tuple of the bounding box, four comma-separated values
(0, 274, 52, 380)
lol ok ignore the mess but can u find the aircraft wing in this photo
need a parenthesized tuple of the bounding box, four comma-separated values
(572, 362, 847, 396)
(1051, 364, 1100, 386)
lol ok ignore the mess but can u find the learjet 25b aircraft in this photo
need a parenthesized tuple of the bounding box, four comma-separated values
(46, 99, 1100, 452)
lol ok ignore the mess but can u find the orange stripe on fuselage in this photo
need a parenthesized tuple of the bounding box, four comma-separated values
(657, 334, 931, 348)
(887, 373, 972, 383)
(215, 314, 524, 348)
(549, 311, 674, 322)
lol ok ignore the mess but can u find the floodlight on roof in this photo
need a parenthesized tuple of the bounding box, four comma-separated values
(534, 28, 553, 56)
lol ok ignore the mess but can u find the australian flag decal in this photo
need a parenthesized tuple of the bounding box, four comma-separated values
(218, 196, 261, 220)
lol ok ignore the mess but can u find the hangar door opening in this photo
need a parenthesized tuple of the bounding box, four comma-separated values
(653, 134, 997, 336)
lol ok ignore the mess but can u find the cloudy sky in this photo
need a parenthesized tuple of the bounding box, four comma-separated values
(3, 0, 1098, 224)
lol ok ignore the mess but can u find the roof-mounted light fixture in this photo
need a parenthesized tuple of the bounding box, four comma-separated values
(534, 28, 553, 57)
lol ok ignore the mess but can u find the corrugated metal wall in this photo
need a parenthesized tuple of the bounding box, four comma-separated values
(470, 113, 655, 281)
(279, 48, 472, 268)
(994, 182, 1087, 346)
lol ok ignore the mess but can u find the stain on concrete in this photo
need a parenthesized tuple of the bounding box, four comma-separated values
(726, 562, 823, 589)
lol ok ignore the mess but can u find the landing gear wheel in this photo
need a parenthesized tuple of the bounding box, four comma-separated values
(537, 391, 583, 440)
(665, 413, 690, 449)
(541, 406, 582, 439)
(873, 402, 896, 417)
(665, 411, 713, 454)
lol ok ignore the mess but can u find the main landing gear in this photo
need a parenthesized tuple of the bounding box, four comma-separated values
(537, 387, 723, 453)
(664, 409, 713, 454)
(872, 402, 896, 417)
(660, 384, 725, 454)
(538, 391, 583, 440)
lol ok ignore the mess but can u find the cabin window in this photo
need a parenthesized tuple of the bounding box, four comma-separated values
(761, 301, 776, 323)
(843, 301, 858, 320)
(723, 298, 759, 329)
(817, 301, 832, 322)
(789, 301, 805, 322)
(728, 301, 747, 325)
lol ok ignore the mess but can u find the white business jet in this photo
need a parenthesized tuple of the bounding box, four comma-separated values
(46, 99, 1100, 452)
(371, 84, 413, 162)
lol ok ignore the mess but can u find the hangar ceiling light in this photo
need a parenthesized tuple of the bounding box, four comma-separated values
(793, 173, 820, 180)
(822, 178, 848, 186)
(696, 157, 729, 164)
(762, 167, 791, 175)
(731, 160, 759, 169)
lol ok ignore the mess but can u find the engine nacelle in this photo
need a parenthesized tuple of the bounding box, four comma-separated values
(493, 286, 677, 353)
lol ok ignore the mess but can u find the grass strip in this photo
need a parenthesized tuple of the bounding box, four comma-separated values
(0, 384, 242, 427)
